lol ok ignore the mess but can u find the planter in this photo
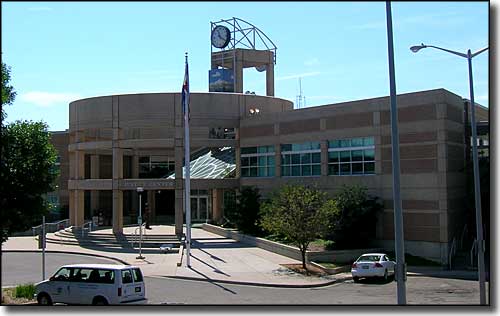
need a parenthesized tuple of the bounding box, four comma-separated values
(202, 223, 383, 264)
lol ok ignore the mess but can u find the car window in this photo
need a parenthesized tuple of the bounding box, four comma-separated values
(358, 255, 381, 262)
(132, 268, 143, 283)
(53, 267, 71, 281)
(70, 268, 92, 282)
(121, 269, 133, 284)
(99, 270, 115, 284)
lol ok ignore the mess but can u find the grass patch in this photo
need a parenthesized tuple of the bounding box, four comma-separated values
(2, 286, 36, 305)
(14, 284, 36, 299)
(315, 262, 349, 269)
(385, 251, 441, 266)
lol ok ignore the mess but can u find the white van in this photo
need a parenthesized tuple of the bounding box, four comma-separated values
(35, 264, 147, 305)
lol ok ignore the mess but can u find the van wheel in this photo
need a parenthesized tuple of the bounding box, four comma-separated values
(92, 296, 108, 305)
(37, 293, 53, 305)
(353, 277, 359, 283)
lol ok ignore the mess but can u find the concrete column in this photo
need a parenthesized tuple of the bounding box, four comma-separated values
(275, 143, 281, 177)
(112, 147, 123, 234)
(321, 141, 328, 176)
(112, 190, 123, 234)
(212, 189, 223, 223)
(235, 54, 243, 93)
(70, 151, 85, 227)
(132, 153, 139, 179)
(266, 61, 275, 97)
(73, 190, 85, 226)
(148, 190, 156, 224)
(90, 155, 100, 215)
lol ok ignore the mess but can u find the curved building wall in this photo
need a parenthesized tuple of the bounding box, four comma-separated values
(68, 92, 292, 236)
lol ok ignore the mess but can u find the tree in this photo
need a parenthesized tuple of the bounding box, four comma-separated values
(234, 186, 262, 235)
(260, 185, 338, 270)
(327, 185, 382, 249)
(1, 121, 58, 242)
(1, 62, 17, 121)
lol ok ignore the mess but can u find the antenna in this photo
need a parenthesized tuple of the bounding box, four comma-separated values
(295, 77, 306, 109)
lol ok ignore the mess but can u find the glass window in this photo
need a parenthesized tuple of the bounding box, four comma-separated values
(340, 151, 351, 163)
(340, 139, 351, 148)
(132, 268, 143, 282)
(280, 142, 321, 177)
(352, 163, 363, 174)
(328, 137, 375, 176)
(328, 151, 339, 163)
(53, 267, 71, 281)
(351, 138, 363, 147)
(364, 149, 375, 161)
(340, 163, 351, 175)
(328, 140, 340, 148)
(121, 270, 133, 284)
(352, 150, 363, 162)
(312, 165, 321, 176)
(312, 153, 321, 164)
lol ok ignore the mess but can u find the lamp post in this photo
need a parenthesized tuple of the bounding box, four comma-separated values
(385, 2, 406, 305)
(136, 187, 145, 260)
(410, 43, 488, 305)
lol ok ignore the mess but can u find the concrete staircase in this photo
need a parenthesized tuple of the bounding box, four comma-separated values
(44, 227, 181, 251)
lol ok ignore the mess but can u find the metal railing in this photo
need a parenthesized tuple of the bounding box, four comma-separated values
(132, 223, 147, 248)
(470, 239, 478, 268)
(81, 221, 93, 238)
(459, 224, 468, 250)
(448, 237, 456, 270)
(32, 219, 70, 236)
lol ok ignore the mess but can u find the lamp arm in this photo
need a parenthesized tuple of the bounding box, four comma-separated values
(426, 45, 467, 58)
(471, 47, 489, 58)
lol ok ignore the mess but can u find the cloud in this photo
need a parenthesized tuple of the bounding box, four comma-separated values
(304, 58, 320, 67)
(28, 7, 53, 12)
(276, 71, 321, 81)
(20, 91, 81, 107)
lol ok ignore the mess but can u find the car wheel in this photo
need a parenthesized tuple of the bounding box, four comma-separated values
(37, 293, 53, 306)
(92, 296, 108, 305)
(353, 276, 359, 283)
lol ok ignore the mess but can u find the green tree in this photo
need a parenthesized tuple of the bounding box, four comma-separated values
(234, 186, 262, 235)
(327, 185, 382, 249)
(260, 185, 338, 270)
(1, 62, 17, 121)
(1, 121, 59, 242)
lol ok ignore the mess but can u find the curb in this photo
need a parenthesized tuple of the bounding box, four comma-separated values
(155, 274, 352, 289)
(2, 249, 130, 265)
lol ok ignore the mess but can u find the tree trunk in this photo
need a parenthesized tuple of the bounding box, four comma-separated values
(301, 247, 307, 270)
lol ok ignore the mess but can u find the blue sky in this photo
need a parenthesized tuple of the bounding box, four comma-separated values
(2, 1, 490, 131)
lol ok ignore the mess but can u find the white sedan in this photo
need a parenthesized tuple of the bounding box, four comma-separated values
(351, 253, 395, 282)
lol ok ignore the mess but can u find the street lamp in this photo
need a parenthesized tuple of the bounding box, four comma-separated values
(136, 186, 145, 260)
(410, 42, 488, 305)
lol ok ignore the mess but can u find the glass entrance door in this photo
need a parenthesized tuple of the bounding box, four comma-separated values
(190, 196, 208, 222)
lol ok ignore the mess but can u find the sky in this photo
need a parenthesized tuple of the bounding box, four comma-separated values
(1, 1, 490, 132)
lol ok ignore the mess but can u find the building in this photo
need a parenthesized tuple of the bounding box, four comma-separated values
(49, 19, 489, 264)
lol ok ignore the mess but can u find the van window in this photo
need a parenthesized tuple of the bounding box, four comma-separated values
(99, 270, 115, 284)
(132, 268, 143, 282)
(70, 268, 92, 282)
(53, 267, 71, 281)
(121, 269, 133, 284)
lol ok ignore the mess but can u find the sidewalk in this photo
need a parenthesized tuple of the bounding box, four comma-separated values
(2, 225, 343, 287)
(2, 225, 477, 286)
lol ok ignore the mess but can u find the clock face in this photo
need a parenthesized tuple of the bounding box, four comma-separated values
(211, 25, 231, 48)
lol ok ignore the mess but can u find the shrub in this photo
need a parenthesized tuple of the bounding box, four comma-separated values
(327, 184, 383, 249)
(14, 284, 36, 299)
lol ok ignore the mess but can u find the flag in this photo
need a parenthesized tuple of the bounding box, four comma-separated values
(181, 55, 190, 121)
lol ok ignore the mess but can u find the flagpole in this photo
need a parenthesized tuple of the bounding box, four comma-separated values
(183, 52, 192, 268)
